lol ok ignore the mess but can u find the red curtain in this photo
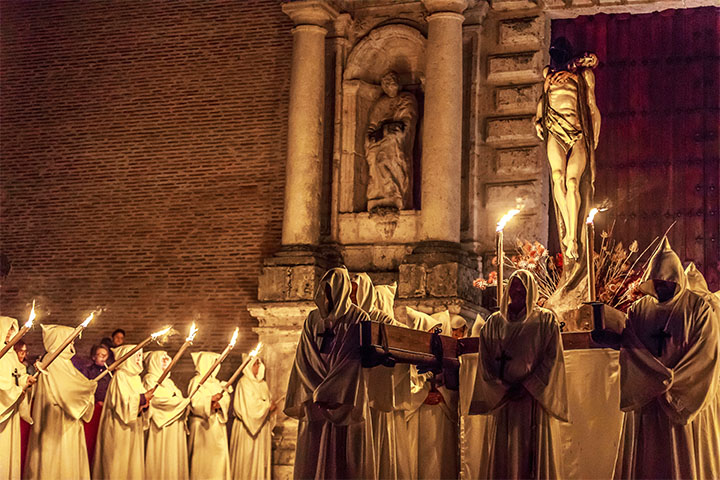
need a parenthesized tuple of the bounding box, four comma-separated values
(552, 7, 720, 290)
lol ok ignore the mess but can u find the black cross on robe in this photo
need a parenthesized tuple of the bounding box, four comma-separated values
(318, 327, 336, 354)
(496, 350, 512, 381)
(12, 368, 21, 386)
(650, 329, 672, 357)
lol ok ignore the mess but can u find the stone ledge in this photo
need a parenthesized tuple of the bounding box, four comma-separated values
(498, 16, 544, 47)
(495, 83, 541, 113)
(487, 51, 543, 84)
(495, 145, 543, 175)
(490, 0, 541, 12)
(485, 115, 537, 144)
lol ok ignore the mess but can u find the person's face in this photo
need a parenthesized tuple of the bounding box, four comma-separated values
(5, 326, 16, 343)
(252, 358, 260, 377)
(653, 279, 677, 302)
(508, 277, 527, 309)
(112, 332, 125, 347)
(381, 75, 399, 97)
(451, 326, 467, 340)
(93, 347, 109, 366)
(350, 281, 359, 306)
(16, 345, 27, 363)
(160, 354, 171, 370)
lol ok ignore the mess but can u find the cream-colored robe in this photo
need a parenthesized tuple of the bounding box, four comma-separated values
(284, 267, 375, 480)
(470, 270, 569, 480)
(405, 308, 459, 480)
(92, 345, 147, 480)
(229, 357, 274, 480)
(188, 351, 231, 480)
(143, 351, 189, 480)
(25, 324, 96, 480)
(0, 317, 30, 480)
(613, 239, 720, 479)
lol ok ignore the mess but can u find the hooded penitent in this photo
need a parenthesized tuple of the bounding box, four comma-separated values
(375, 282, 398, 322)
(284, 267, 376, 479)
(614, 238, 720, 479)
(470, 269, 569, 479)
(24, 324, 97, 480)
(92, 344, 147, 480)
(143, 350, 189, 480)
(0, 316, 29, 480)
(229, 357, 274, 480)
(188, 351, 231, 480)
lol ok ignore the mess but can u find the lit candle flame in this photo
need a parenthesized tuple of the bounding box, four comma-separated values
(186, 322, 199, 342)
(586, 207, 600, 224)
(24, 300, 36, 329)
(229, 327, 239, 347)
(496, 208, 522, 232)
(81, 312, 94, 328)
(249, 341, 262, 357)
(151, 326, 172, 339)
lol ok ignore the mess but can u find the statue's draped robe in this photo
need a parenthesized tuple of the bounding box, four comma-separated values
(229, 358, 274, 480)
(365, 91, 418, 211)
(188, 351, 231, 480)
(355, 274, 412, 480)
(0, 317, 30, 480)
(459, 317, 488, 480)
(25, 324, 96, 480)
(470, 270, 569, 480)
(284, 267, 375, 480)
(92, 345, 147, 480)
(143, 351, 189, 480)
(404, 308, 459, 480)
(613, 239, 720, 479)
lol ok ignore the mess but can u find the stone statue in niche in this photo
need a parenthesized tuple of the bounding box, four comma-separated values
(364, 71, 418, 212)
(535, 37, 601, 261)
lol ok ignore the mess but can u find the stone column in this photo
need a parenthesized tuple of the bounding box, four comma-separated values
(419, 0, 468, 244)
(281, 1, 338, 246)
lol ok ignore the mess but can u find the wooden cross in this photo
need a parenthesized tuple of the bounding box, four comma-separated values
(496, 350, 513, 381)
(650, 329, 672, 357)
(12, 368, 21, 387)
(318, 328, 336, 354)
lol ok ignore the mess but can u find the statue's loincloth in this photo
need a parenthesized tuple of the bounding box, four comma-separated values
(544, 106, 583, 154)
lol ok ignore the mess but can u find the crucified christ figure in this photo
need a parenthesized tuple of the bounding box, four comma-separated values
(535, 37, 601, 260)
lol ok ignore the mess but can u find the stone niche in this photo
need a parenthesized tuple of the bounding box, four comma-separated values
(338, 24, 426, 244)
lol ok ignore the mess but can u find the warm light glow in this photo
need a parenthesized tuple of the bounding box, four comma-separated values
(81, 312, 94, 328)
(229, 327, 239, 347)
(496, 208, 522, 232)
(24, 300, 36, 329)
(586, 207, 599, 224)
(151, 326, 173, 339)
(186, 322, 199, 342)
(249, 342, 262, 357)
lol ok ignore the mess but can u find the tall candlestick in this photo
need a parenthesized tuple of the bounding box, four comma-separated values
(189, 327, 239, 399)
(586, 208, 599, 302)
(222, 342, 262, 393)
(152, 323, 198, 389)
(0, 300, 36, 359)
(496, 208, 521, 308)
(94, 326, 173, 382)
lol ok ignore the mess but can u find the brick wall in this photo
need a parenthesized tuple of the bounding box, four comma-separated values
(0, 0, 292, 388)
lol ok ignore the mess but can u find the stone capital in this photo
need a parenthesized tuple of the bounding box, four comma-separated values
(421, 0, 469, 14)
(282, 0, 339, 27)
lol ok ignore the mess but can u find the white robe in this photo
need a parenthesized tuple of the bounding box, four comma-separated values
(188, 351, 231, 480)
(92, 345, 147, 480)
(613, 239, 720, 479)
(404, 308, 459, 480)
(284, 267, 375, 480)
(0, 317, 30, 480)
(470, 270, 569, 480)
(143, 351, 189, 480)
(459, 316, 488, 480)
(25, 324, 96, 480)
(229, 358, 274, 480)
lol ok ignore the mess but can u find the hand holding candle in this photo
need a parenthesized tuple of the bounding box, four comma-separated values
(586, 207, 600, 302)
(496, 208, 522, 308)
(0, 300, 36, 359)
(152, 322, 199, 389)
(188, 327, 239, 399)
(222, 341, 263, 393)
(94, 326, 174, 382)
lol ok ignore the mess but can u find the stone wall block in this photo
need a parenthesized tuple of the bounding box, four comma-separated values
(487, 51, 543, 84)
(398, 263, 427, 298)
(486, 115, 537, 144)
(288, 265, 321, 300)
(495, 146, 542, 175)
(258, 266, 290, 301)
(495, 84, 541, 113)
(427, 262, 460, 297)
(498, 16, 543, 47)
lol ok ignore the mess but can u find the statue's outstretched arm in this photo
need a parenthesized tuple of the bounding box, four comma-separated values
(582, 68, 601, 148)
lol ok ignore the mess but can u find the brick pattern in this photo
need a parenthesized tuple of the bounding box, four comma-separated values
(0, 0, 292, 388)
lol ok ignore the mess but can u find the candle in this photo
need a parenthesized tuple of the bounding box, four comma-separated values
(222, 341, 263, 392)
(0, 300, 36, 359)
(189, 327, 239, 399)
(152, 322, 198, 389)
(94, 326, 173, 382)
(496, 209, 521, 308)
(586, 208, 599, 302)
